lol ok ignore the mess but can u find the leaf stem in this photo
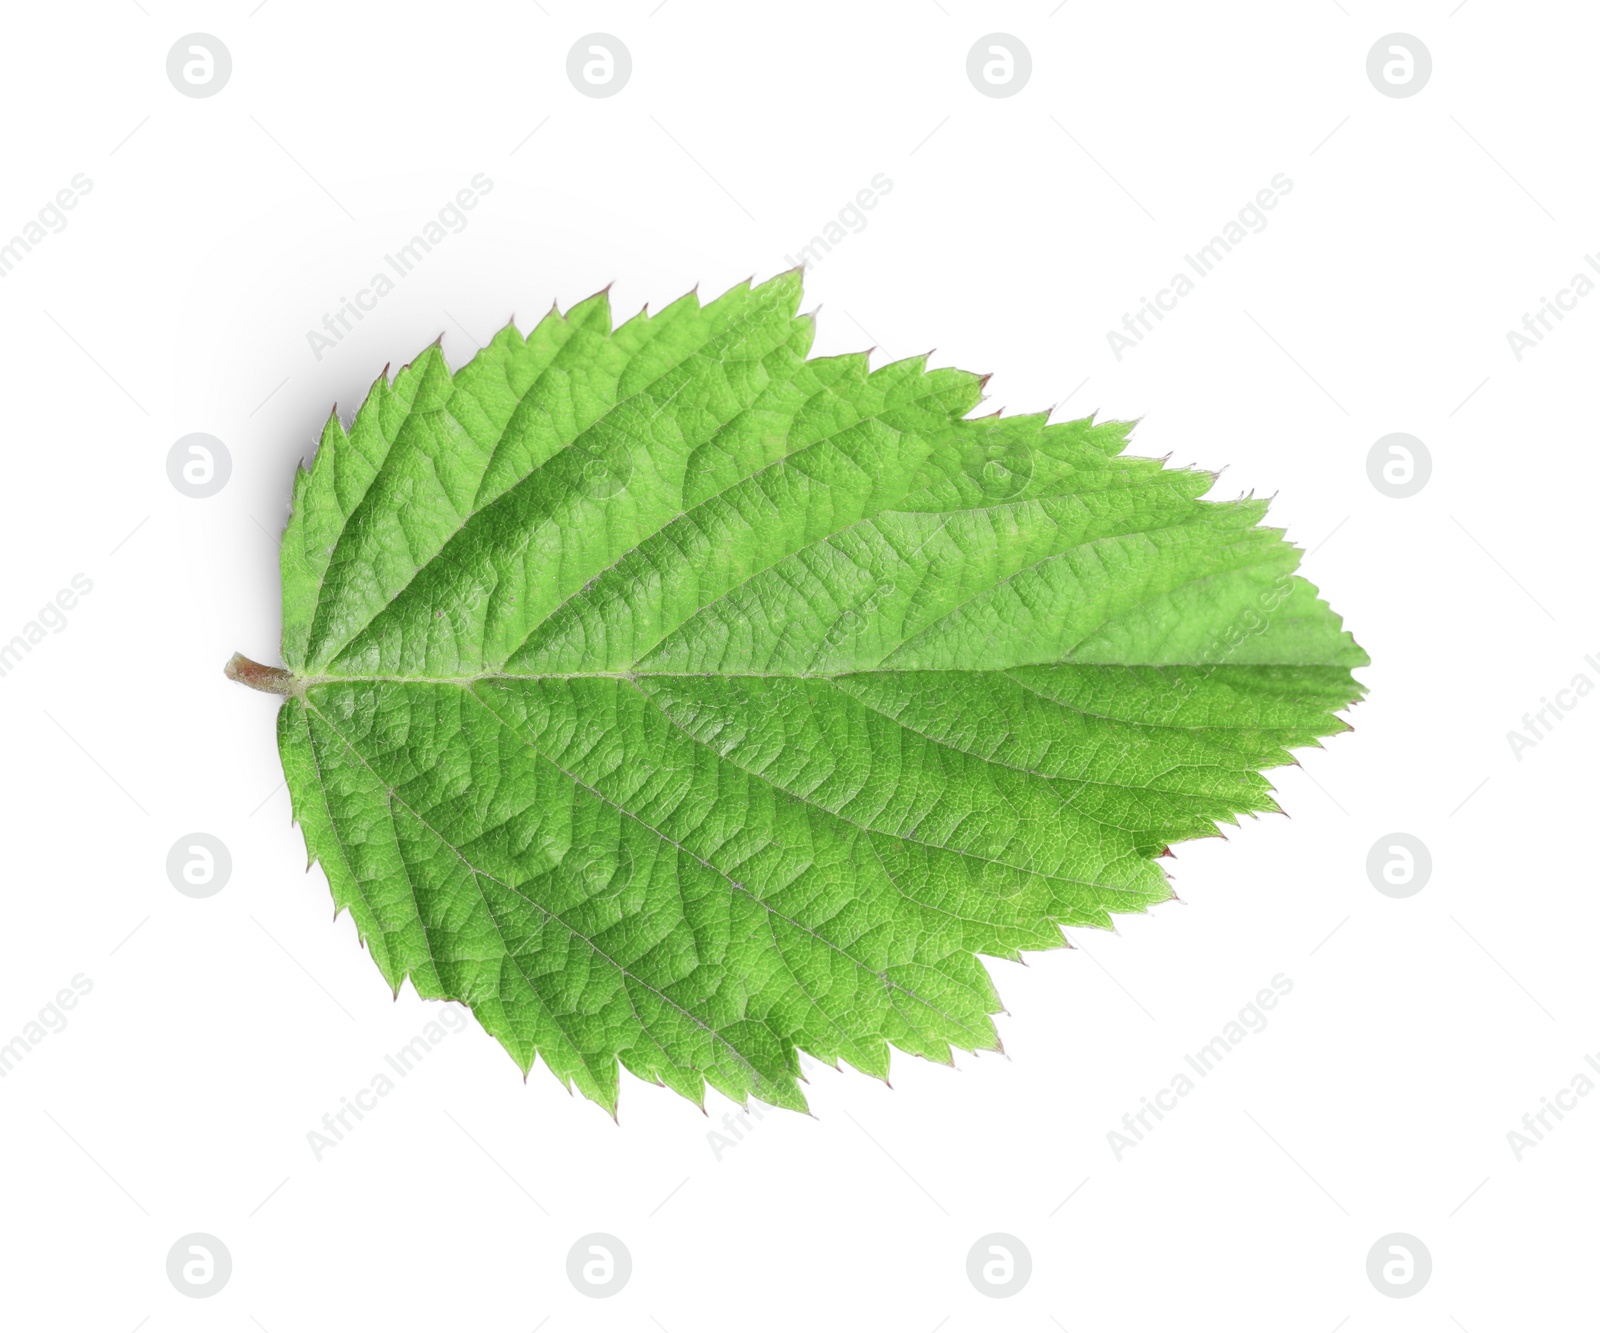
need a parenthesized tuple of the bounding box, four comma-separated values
(225, 653, 297, 695)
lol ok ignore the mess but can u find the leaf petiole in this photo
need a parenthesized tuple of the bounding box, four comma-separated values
(225, 653, 298, 696)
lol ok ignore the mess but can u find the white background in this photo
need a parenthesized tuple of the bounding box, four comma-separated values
(0, 1, 1594, 1328)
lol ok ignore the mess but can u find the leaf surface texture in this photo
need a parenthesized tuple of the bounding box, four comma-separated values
(271, 273, 1367, 1112)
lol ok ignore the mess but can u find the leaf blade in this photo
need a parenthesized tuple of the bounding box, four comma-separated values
(268, 273, 1367, 1114)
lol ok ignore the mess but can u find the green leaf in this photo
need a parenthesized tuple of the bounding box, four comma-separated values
(236, 271, 1368, 1115)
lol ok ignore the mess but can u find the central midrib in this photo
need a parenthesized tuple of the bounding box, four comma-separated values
(292, 661, 1343, 688)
